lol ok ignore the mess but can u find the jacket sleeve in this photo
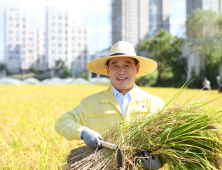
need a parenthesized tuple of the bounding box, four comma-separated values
(54, 99, 87, 140)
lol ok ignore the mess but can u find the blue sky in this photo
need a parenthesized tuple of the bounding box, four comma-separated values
(0, 0, 186, 62)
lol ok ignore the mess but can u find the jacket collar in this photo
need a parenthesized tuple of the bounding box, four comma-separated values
(100, 84, 146, 103)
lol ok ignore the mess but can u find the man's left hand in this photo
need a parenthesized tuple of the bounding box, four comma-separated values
(134, 149, 161, 170)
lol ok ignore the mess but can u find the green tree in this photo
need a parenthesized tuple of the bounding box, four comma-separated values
(186, 9, 221, 77)
(55, 59, 71, 78)
(214, 15, 222, 63)
(137, 29, 185, 85)
(29, 66, 43, 73)
(0, 64, 5, 71)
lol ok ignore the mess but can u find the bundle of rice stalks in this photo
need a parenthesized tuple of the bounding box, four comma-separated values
(65, 85, 222, 170)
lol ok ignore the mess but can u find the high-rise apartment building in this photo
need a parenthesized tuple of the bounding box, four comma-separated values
(149, 0, 170, 36)
(112, 0, 170, 46)
(187, 0, 222, 16)
(71, 25, 89, 75)
(45, 7, 89, 72)
(5, 8, 28, 73)
(34, 28, 46, 70)
(4, 8, 45, 73)
(46, 7, 72, 69)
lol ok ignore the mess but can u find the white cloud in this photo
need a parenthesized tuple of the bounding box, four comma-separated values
(0, 0, 110, 26)
(88, 25, 111, 54)
(174, 1, 185, 9)
(170, 17, 186, 37)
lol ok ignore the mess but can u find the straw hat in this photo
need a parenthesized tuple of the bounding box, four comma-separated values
(87, 41, 157, 77)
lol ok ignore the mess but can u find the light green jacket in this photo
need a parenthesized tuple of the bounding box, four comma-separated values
(54, 85, 165, 140)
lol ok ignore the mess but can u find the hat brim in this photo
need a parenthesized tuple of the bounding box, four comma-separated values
(87, 55, 157, 77)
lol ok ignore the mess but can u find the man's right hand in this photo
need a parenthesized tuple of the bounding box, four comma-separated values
(81, 128, 104, 149)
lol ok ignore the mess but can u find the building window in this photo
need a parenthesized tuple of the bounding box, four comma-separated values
(16, 51, 20, 54)
(65, 51, 68, 54)
(17, 24, 19, 27)
(58, 43, 62, 47)
(65, 30, 68, 34)
(52, 36, 55, 40)
(72, 43, 75, 47)
(59, 16, 62, 20)
(52, 50, 55, 54)
(65, 37, 68, 41)
(72, 37, 75, 40)
(29, 56, 32, 59)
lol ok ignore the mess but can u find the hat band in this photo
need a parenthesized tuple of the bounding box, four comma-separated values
(109, 53, 132, 56)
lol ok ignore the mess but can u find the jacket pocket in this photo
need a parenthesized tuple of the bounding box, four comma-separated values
(131, 106, 149, 114)
(87, 110, 118, 118)
(86, 111, 122, 134)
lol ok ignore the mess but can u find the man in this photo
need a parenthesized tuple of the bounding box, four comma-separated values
(202, 77, 211, 90)
(55, 41, 165, 170)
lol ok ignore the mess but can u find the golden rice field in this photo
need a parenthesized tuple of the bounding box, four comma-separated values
(0, 84, 221, 170)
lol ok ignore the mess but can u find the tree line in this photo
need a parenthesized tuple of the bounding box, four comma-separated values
(136, 9, 222, 88)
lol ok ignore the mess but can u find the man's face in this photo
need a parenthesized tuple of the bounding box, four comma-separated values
(106, 57, 140, 94)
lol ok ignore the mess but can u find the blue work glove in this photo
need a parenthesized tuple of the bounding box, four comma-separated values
(135, 149, 162, 170)
(81, 128, 104, 149)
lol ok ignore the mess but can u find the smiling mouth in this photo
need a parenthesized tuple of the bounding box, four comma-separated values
(117, 77, 127, 80)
